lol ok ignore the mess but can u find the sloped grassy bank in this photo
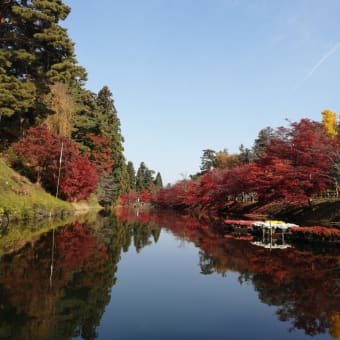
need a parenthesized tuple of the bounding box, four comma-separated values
(0, 158, 73, 221)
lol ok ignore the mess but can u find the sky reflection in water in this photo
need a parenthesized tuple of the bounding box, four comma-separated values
(0, 209, 338, 340)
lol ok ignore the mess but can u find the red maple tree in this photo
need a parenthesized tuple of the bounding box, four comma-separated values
(13, 125, 98, 201)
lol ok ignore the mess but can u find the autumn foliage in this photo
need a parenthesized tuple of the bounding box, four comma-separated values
(55, 222, 108, 270)
(152, 119, 340, 210)
(117, 189, 152, 205)
(117, 208, 340, 337)
(290, 226, 340, 241)
(84, 133, 114, 175)
(13, 125, 97, 201)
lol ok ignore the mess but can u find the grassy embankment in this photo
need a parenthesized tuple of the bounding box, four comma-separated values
(0, 158, 106, 256)
(0, 158, 73, 221)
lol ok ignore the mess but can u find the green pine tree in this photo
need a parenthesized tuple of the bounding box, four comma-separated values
(95, 86, 129, 202)
(136, 162, 155, 192)
(127, 161, 136, 190)
(252, 127, 275, 159)
(0, 0, 86, 141)
(200, 149, 216, 173)
(71, 85, 101, 154)
(154, 172, 163, 190)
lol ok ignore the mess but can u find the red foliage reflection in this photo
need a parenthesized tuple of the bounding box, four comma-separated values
(55, 222, 108, 271)
(117, 207, 340, 337)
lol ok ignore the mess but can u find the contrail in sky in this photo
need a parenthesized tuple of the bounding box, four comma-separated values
(292, 42, 340, 93)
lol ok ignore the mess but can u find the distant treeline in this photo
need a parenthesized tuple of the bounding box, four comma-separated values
(151, 112, 340, 212)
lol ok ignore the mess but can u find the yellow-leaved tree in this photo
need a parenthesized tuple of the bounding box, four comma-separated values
(322, 109, 338, 137)
(215, 150, 240, 169)
(44, 82, 74, 137)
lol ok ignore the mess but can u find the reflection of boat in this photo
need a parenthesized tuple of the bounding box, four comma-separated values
(224, 219, 299, 231)
(252, 220, 294, 250)
(223, 219, 297, 249)
(251, 241, 292, 249)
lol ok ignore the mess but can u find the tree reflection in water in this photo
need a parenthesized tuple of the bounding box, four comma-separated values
(117, 207, 340, 339)
(0, 212, 161, 340)
(0, 208, 338, 339)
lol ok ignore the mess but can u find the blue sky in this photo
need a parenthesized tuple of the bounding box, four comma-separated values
(63, 0, 340, 185)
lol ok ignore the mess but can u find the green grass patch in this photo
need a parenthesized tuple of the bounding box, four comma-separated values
(0, 157, 73, 221)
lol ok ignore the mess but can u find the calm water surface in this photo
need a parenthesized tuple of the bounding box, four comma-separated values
(0, 208, 339, 340)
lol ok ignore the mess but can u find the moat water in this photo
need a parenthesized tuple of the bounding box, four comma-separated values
(0, 208, 339, 339)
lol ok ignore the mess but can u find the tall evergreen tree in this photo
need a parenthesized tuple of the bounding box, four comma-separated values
(136, 162, 155, 192)
(96, 173, 116, 206)
(252, 127, 275, 159)
(238, 144, 253, 164)
(154, 172, 163, 190)
(136, 162, 146, 192)
(71, 85, 101, 154)
(70, 84, 129, 205)
(95, 86, 129, 202)
(127, 161, 136, 190)
(0, 0, 86, 142)
(200, 149, 216, 173)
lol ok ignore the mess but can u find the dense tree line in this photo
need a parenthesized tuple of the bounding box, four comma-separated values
(0, 0, 162, 204)
(117, 162, 163, 205)
(153, 111, 340, 212)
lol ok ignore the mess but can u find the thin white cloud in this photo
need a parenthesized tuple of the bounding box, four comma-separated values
(292, 42, 340, 93)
